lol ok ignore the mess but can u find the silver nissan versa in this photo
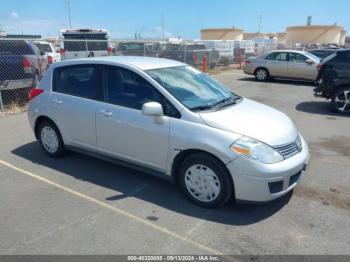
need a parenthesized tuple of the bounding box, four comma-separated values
(28, 56, 309, 208)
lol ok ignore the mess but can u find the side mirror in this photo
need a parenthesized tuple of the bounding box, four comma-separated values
(142, 102, 163, 117)
(306, 59, 314, 64)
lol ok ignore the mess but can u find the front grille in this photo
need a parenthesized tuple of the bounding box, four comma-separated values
(273, 138, 300, 159)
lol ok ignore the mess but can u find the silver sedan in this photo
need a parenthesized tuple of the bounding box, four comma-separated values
(243, 50, 321, 82)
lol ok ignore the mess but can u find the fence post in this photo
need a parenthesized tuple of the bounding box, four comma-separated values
(0, 90, 3, 110)
(239, 49, 243, 69)
(202, 55, 207, 72)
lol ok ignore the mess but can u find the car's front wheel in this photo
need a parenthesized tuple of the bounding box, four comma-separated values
(178, 153, 233, 208)
(255, 68, 269, 81)
(38, 121, 66, 157)
(331, 87, 350, 115)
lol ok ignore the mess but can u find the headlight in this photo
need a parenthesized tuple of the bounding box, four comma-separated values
(231, 136, 284, 164)
(295, 135, 303, 152)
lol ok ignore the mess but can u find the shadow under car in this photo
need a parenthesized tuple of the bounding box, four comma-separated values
(11, 141, 294, 226)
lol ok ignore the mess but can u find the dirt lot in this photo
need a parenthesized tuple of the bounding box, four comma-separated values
(0, 70, 349, 255)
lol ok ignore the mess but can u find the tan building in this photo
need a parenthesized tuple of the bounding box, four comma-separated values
(200, 28, 243, 41)
(243, 33, 266, 40)
(285, 25, 346, 45)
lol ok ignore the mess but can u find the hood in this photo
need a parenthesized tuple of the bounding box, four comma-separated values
(199, 98, 298, 146)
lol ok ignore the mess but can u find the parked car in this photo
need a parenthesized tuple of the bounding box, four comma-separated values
(314, 49, 350, 114)
(153, 42, 184, 61)
(0, 39, 47, 92)
(244, 50, 321, 81)
(28, 57, 309, 208)
(183, 44, 220, 69)
(34, 41, 61, 65)
(115, 41, 157, 57)
(308, 48, 339, 60)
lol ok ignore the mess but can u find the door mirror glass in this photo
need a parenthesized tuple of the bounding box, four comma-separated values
(142, 102, 163, 117)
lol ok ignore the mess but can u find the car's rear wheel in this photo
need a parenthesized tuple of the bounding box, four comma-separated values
(38, 121, 66, 157)
(178, 153, 233, 208)
(255, 68, 269, 81)
(331, 87, 350, 115)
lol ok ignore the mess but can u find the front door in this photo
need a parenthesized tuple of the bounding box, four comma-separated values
(96, 65, 171, 171)
(287, 52, 318, 80)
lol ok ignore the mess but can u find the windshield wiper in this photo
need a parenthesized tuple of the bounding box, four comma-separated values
(189, 97, 241, 112)
(189, 104, 216, 111)
(213, 96, 241, 109)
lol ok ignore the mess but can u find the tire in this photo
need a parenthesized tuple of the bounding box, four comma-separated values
(178, 153, 233, 208)
(255, 68, 270, 81)
(331, 87, 350, 115)
(38, 120, 66, 158)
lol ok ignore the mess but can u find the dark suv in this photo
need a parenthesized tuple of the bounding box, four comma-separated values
(0, 40, 47, 91)
(314, 49, 350, 114)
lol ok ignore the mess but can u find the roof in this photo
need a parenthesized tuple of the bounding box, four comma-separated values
(52, 56, 186, 71)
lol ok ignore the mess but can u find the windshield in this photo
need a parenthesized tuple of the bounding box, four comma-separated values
(146, 66, 240, 110)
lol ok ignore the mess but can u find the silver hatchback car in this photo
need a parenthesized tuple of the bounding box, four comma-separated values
(243, 50, 321, 82)
(28, 57, 309, 208)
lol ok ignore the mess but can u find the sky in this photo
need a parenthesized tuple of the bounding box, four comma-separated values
(0, 0, 349, 39)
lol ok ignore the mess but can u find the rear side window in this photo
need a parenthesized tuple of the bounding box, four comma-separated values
(35, 43, 53, 53)
(104, 66, 180, 118)
(53, 65, 102, 100)
(265, 52, 288, 61)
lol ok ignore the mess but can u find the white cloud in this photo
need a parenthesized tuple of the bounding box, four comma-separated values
(10, 11, 19, 19)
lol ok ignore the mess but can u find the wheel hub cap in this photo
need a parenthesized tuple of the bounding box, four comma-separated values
(257, 70, 266, 80)
(335, 90, 350, 112)
(184, 165, 221, 202)
(41, 126, 59, 153)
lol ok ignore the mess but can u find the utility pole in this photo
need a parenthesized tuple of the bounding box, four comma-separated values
(68, 0, 72, 29)
(162, 13, 165, 40)
(258, 15, 262, 33)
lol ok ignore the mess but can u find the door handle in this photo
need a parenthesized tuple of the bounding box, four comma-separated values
(52, 99, 63, 105)
(99, 109, 112, 117)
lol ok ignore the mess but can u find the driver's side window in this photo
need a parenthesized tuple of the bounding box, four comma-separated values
(104, 66, 180, 118)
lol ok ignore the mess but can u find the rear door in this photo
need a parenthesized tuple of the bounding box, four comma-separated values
(265, 52, 288, 77)
(50, 64, 102, 151)
(95, 65, 175, 171)
(287, 52, 318, 80)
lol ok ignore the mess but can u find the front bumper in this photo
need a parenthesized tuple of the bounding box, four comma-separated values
(227, 136, 310, 202)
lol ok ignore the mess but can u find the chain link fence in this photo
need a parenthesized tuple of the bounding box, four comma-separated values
(0, 37, 279, 112)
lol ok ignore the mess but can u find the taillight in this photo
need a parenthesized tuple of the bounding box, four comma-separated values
(107, 47, 113, 55)
(29, 88, 44, 101)
(22, 58, 32, 73)
(47, 56, 53, 64)
(59, 48, 65, 59)
(245, 60, 251, 64)
(317, 63, 324, 71)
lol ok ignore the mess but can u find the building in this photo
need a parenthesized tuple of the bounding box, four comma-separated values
(200, 28, 244, 41)
(285, 25, 346, 46)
